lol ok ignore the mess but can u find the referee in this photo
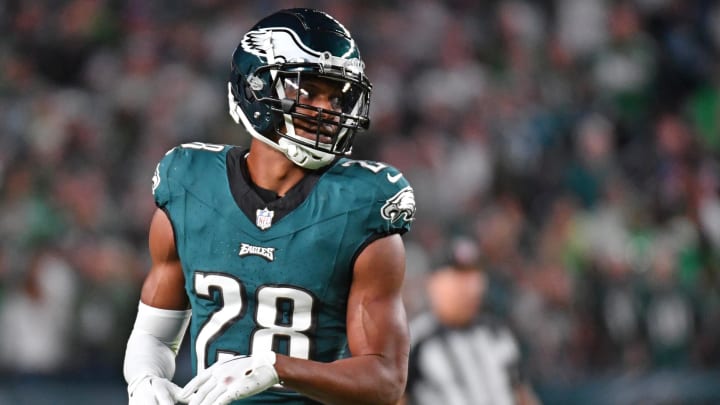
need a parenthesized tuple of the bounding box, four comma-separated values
(403, 239, 541, 405)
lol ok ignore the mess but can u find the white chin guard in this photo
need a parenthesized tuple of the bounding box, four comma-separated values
(278, 138, 335, 170)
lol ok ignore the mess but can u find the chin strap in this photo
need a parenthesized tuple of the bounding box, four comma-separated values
(278, 138, 335, 169)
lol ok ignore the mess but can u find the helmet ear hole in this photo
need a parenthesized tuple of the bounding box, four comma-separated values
(243, 81, 255, 102)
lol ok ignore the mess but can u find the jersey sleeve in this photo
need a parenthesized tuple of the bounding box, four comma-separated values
(151, 142, 231, 208)
(151, 147, 181, 208)
(366, 165, 416, 236)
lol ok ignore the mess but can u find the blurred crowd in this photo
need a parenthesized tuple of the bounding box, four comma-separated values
(1, 0, 719, 395)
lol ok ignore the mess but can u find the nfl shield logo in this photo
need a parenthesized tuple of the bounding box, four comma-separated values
(256, 207, 274, 230)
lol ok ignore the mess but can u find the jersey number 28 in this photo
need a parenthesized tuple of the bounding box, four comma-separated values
(194, 272, 315, 370)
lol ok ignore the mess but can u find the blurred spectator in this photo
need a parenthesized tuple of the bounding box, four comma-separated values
(565, 113, 619, 209)
(0, 248, 77, 374)
(590, 2, 658, 127)
(642, 243, 697, 368)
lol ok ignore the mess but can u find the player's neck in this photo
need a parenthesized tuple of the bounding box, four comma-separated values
(246, 140, 307, 197)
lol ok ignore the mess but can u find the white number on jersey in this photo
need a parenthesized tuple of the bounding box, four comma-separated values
(180, 142, 225, 152)
(193, 272, 315, 370)
(341, 160, 388, 173)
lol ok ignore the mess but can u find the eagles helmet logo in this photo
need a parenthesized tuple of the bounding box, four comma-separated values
(381, 186, 416, 223)
(241, 27, 322, 64)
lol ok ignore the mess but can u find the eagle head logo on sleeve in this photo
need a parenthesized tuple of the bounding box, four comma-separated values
(151, 163, 161, 195)
(381, 186, 416, 223)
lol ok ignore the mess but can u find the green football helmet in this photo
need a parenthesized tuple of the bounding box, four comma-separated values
(228, 8, 372, 169)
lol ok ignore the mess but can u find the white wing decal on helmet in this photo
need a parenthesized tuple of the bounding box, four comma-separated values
(241, 27, 323, 64)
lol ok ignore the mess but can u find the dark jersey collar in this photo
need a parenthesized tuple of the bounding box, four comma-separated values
(226, 146, 330, 224)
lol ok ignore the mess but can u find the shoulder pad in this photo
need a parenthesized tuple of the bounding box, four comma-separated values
(335, 158, 416, 235)
(151, 142, 231, 207)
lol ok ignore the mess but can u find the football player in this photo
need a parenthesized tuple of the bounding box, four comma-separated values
(122, 8, 416, 405)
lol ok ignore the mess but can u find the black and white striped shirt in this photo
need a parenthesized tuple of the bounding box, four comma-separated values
(406, 313, 524, 405)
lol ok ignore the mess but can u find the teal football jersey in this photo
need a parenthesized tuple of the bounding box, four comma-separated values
(151, 142, 415, 404)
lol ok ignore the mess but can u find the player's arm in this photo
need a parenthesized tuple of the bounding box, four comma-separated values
(140, 208, 189, 310)
(123, 208, 191, 405)
(275, 233, 410, 405)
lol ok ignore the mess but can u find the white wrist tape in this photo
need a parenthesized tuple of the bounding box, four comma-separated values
(123, 301, 192, 385)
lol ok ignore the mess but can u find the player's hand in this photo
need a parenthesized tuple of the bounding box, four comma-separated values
(180, 352, 279, 405)
(128, 375, 185, 405)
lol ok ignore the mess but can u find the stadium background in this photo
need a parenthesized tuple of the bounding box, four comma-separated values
(1, 0, 720, 403)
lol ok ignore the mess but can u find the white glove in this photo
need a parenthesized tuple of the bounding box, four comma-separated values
(128, 375, 185, 405)
(181, 352, 279, 405)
